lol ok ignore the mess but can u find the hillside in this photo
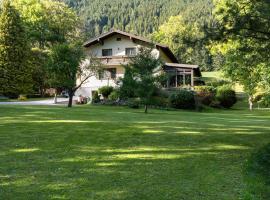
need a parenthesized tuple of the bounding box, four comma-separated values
(61, 0, 212, 38)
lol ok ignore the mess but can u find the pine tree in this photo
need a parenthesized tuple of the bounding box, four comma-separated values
(0, 0, 32, 97)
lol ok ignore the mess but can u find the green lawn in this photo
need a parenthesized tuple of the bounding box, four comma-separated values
(0, 105, 269, 199)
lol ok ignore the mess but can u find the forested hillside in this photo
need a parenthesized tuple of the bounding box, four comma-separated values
(61, 0, 212, 38)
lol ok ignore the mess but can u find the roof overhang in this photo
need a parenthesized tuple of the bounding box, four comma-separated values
(164, 63, 202, 77)
(83, 29, 179, 63)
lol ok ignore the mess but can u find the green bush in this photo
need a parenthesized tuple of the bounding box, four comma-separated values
(207, 80, 231, 88)
(150, 96, 169, 108)
(18, 95, 27, 101)
(127, 98, 140, 109)
(92, 91, 101, 103)
(216, 85, 237, 108)
(108, 90, 120, 101)
(258, 94, 270, 108)
(98, 86, 114, 99)
(194, 86, 216, 106)
(169, 89, 195, 109)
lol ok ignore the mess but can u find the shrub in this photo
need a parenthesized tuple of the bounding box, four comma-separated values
(18, 95, 27, 101)
(216, 85, 237, 108)
(26, 94, 42, 98)
(194, 86, 216, 106)
(108, 90, 120, 101)
(127, 98, 140, 109)
(98, 86, 114, 99)
(92, 91, 101, 103)
(207, 80, 231, 88)
(169, 89, 195, 109)
(149, 96, 169, 108)
(258, 94, 270, 108)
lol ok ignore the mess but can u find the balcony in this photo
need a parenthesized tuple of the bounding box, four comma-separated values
(97, 56, 134, 66)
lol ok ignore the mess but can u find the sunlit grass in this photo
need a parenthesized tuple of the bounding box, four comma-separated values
(0, 105, 269, 199)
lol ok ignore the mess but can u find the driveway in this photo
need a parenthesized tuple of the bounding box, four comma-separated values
(0, 98, 69, 105)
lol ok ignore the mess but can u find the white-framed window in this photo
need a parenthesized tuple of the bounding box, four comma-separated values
(125, 48, 136, 56)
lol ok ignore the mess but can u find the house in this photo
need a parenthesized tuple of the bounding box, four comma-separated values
(76, 29, 201, 98)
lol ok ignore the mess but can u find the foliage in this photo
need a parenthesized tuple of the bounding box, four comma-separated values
(127, 98, 140, 109)
(17, 94, 27, 101)
(212, 0, 270, 110)
(98, 86, 114, 99)
(12, 0, 79, 48)
(92, 91, 101, 103)
(0, 0, 33, 97)
(108, 90, 120, 101)
(194, 86, 216, 106)
(48, 43, 83, 107)
(169, 89, 195, 109)
(119, 67, 137, 99)
(125, 47, 163, 113)
(62, 0, 211, 38)
(206, 80, 231, 88)
(30, 48, 50, 96)
(152, 13, 218, 71)
(149, 96, 169, 108)
(258, 94, 270, 108)
(216, 85, 237, 108)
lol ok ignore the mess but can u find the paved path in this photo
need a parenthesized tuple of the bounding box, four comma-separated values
(0, 98, 69, 105)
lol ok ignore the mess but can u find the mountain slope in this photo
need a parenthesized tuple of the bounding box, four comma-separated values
(61, 0, 212, 37)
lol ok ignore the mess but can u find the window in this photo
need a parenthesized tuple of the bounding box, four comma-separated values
(107, 68, 116, 79)
(98, 68, 116, 80)
(116, 38, 122, 41)
(102, 49, 112, 56)
(125, 48, 136, 56)
(98, 71, 104, 80)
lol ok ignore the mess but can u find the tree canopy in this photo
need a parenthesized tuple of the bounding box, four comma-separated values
(212, 0, 270, 109)
(0, 0, 32, 97)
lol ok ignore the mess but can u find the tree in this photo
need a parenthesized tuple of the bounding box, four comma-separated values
(212, 0, 270, 110)
(30, 48, 49, 96)
(0, 0, 32, 97)
(48, 43, 102, 107)
(125, 47, 163, 113)
(12, 0, 80, 97)
(13, 0, 79, 48)
(152, 13, 219, 71)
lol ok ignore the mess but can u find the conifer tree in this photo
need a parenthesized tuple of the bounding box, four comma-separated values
(0, 0, 32, 97)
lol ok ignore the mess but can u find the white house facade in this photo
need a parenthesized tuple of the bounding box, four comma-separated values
(76, 30, 201, 98)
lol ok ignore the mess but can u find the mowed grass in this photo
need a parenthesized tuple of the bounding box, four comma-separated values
(0, 105, 269, 200)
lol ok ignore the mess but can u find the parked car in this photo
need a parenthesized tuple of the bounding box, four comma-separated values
(60, 91, 69, 98)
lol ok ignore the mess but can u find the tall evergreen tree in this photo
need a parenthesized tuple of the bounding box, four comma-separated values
(0, 0, 32, 97)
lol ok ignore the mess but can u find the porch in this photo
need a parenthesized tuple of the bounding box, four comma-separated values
(163, 63, 202, 88)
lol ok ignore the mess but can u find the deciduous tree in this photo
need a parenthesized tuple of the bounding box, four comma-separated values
(48, 43, 102, 107)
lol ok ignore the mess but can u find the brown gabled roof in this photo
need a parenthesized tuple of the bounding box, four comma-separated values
(83, 29, 179, 63)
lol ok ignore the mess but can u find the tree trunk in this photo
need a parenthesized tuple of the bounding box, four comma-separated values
(248, 95, 253, 111)
(68, 91, 74, 108)
(54, 93, 57, 104)
(144, 105, 148, 113)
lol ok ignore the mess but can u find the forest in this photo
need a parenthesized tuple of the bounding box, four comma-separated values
(61, 0, 212, 37)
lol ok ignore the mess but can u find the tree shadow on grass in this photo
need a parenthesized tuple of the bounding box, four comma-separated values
(0, 106, 270, 199)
